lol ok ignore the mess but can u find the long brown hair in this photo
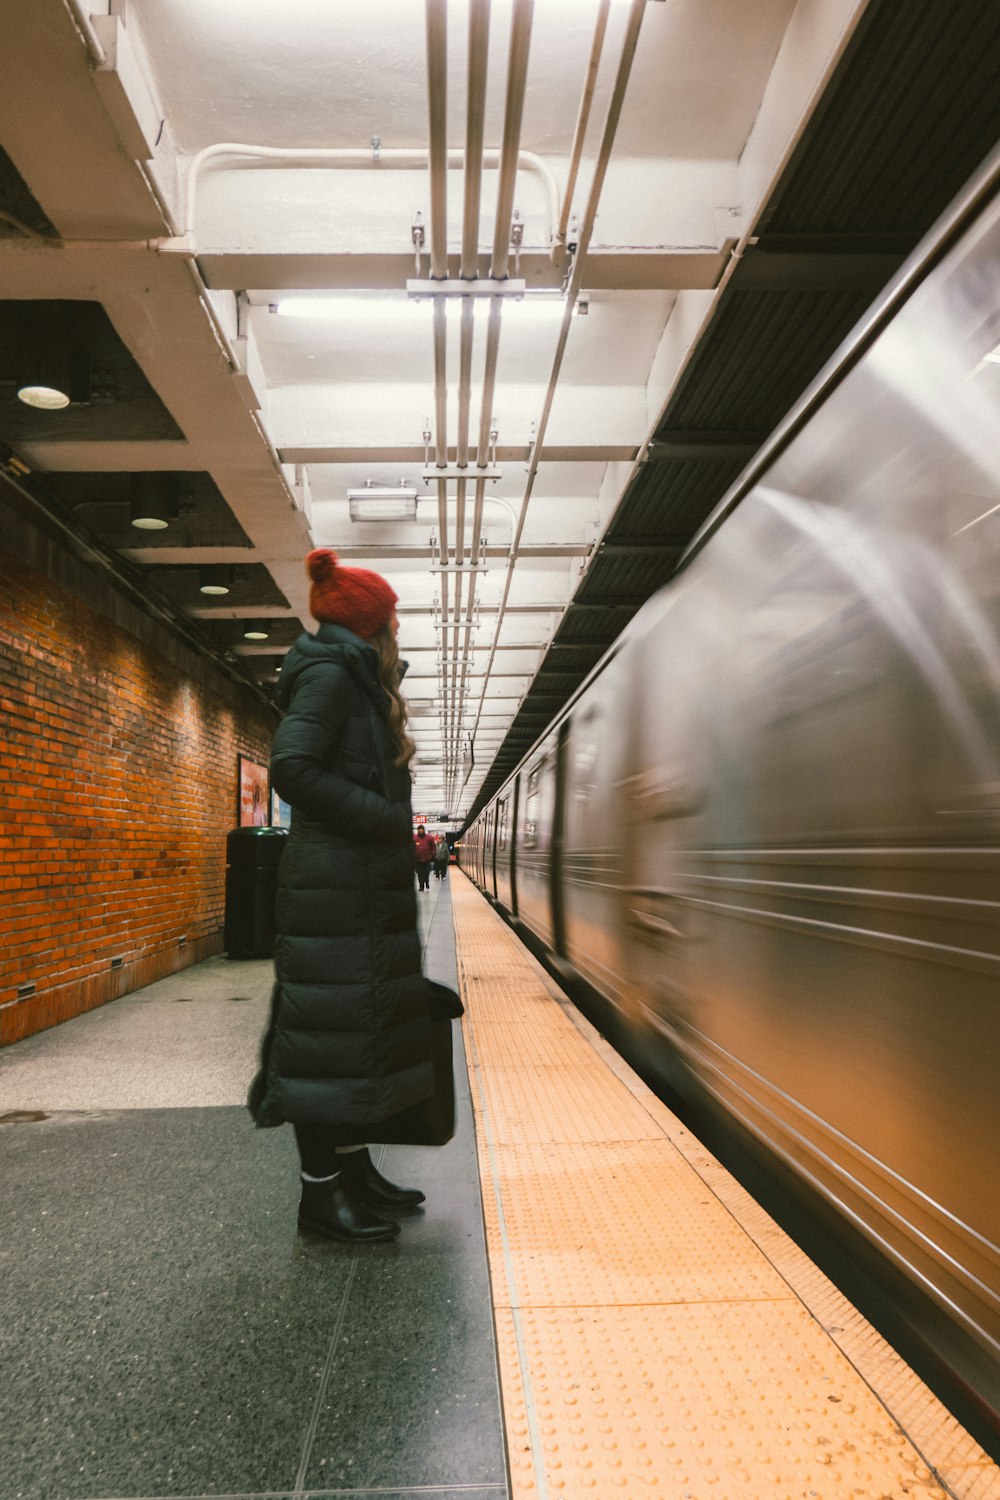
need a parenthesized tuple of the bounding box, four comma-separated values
(368, 623, 416, 767)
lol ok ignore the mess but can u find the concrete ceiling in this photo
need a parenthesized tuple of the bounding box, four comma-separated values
(0, 0, 884, 818)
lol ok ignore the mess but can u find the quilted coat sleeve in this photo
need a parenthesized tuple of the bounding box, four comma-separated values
(270, 662, 410, 845)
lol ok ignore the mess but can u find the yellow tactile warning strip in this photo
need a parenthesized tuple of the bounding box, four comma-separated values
(451, 873, 1000, 1500)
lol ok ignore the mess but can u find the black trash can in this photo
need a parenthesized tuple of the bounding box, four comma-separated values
(223, 826, 289, 959)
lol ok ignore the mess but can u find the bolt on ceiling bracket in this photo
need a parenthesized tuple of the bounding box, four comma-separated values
(423, 464, 502, 483)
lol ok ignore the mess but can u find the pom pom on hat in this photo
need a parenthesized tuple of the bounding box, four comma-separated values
(306, 548, 398, 638)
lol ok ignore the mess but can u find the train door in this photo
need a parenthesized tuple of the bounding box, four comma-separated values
(494, 785, 516, 915)
(514, 734, 560, 948)
(560, 649, 631, 1008)
(489, 801, 501, 900)
(482, 806, 494, 894)
(620, 592, 703, 1042)
(551, 719, 570, 957)
(509, 773, 520, 918)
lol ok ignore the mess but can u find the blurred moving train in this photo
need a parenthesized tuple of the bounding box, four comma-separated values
(463, 151, 1000, 1431)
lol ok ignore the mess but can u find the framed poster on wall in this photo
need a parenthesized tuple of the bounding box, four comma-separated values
(238, 755, 270, 827)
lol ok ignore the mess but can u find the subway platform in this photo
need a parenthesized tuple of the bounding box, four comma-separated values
(1, 872, 997, 1500)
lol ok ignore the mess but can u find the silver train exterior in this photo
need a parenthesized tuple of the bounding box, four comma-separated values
(463, 154, 1000, 1424)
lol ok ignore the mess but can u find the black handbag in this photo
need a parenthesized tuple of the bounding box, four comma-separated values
(378, 979, 464, 1147)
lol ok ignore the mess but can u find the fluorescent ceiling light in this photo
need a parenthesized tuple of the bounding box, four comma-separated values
(271, 294, 566, 323)
(348, 483, 419, 522)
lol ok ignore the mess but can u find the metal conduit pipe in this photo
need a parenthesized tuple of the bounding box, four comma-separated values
(432, 299, 449, 468)
(459, 0, 648, 811)
(455, 0, 491, 563)
(178, 144, 559, 249)
(425, 0, 451, 760)
(454, 5, 531, 783)
(449, 3, 491, 781)
(446, 1, 532, 783)
(553, 0, 612, 264)
(462, 0, 493, 278)
(435, 475, 450, 695)
(64, 0, 109, 66)
(490, 0, 535, 280)
(448, 3, 491, 768)
(426, 0, 450, 280)
(456, 304, 476, 470)
(426, 3, 449, 463)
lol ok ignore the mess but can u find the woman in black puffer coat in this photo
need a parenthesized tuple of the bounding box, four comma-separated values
(249, 549, 433, 1243)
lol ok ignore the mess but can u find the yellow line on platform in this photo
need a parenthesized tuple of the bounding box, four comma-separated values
(451, 872, 998, 1500)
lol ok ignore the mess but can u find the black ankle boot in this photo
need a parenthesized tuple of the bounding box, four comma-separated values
(297, 1173, 400, 1243)
(339, 1148, 425, 1213)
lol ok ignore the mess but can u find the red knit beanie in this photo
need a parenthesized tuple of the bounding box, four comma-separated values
(306, 549, 398, 637)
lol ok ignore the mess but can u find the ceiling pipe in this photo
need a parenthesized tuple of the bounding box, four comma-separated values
(458, 0, 648, 814)
(424, 0, 452, 766)
(489, 0, 535, 281)
(63, 0, 109, 66)
(449, 0, 533, 794)
(425, 2, 449, 468)
(432, 299, 449, 469)
(447, 0, 492, 780)
(552, 0, 612, 266)
(176, 144, 559, 251)
(462, 0, 492, 280)
(426, 0, 450, 281)
(426, 0, 450, 464)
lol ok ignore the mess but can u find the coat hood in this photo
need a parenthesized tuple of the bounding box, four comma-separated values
(277, 623, 375, 711)
(277, 623, 408, 713)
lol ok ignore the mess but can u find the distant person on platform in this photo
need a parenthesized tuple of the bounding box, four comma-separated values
(433, 835, 449, 880)
(248, 548, 439, 1245)
(413, 825, 436, 891)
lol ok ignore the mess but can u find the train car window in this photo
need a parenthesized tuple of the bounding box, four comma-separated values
(572, 705, 599, 805)
(498, 796, 508, 851)
(523, 760, 546, 849)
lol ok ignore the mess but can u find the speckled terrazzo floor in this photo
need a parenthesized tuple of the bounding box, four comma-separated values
(0, 878, 509, 1500)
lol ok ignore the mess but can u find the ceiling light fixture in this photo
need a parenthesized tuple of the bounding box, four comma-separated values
(16, 305, 90, 410)
(243, 619, 271, 640)
(272, 297, 424, 322)
(17, 380, 71, 411)
(198, 566, 231, 596)
(348, 480, 419, 522)
(129, 473, 175, 531)
(271, 293, 566, 323)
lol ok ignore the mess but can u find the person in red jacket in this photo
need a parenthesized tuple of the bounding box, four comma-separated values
(413, 825, 436, 891)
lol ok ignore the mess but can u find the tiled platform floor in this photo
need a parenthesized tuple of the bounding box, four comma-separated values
(0, 878, 509, 1500)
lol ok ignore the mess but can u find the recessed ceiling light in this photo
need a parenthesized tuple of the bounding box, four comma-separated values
(17, 384, 71, 410)
(130, 474, 174, 530)
(199, 566, 231, 596)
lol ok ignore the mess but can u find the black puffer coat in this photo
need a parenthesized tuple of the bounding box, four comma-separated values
(248, 623, 433, 1137)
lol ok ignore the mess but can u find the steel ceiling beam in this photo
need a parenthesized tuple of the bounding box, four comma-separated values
(197, 247, 731, 292)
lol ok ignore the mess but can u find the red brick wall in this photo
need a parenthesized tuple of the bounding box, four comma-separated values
(0, 515, 280, 1045)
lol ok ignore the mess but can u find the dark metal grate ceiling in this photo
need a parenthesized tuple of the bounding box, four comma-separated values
(659, 289, 874, 434)
(761, 0, 1000, 237)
